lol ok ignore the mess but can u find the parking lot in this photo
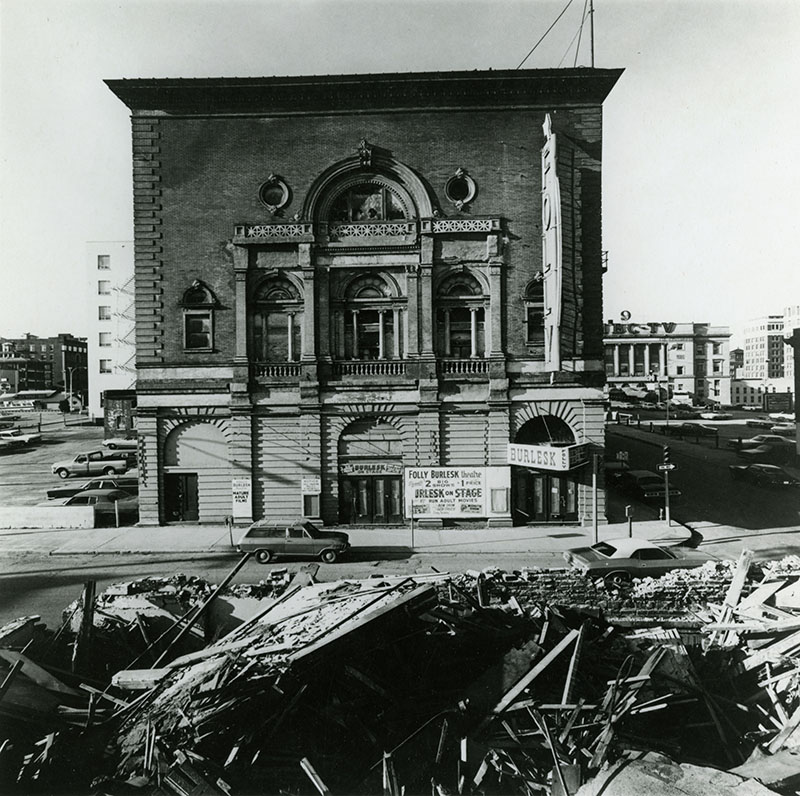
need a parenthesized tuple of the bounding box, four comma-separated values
(0, 414, 107, 506)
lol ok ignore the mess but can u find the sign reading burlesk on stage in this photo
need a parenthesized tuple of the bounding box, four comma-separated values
(507, 442, 589, 472)
(404, 467, 486, 518)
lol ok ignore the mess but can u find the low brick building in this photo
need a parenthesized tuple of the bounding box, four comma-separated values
(107, 67, 621, 528)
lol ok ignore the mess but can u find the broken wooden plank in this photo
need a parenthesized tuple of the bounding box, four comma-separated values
(487, 628, 580, 719)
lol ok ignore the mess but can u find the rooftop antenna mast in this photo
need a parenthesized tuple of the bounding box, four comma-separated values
(590, 0, 595, 66)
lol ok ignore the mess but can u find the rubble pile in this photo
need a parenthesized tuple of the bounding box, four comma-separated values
(1, 552, 800, 795)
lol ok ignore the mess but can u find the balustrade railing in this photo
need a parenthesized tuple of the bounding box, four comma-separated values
(438, 358, 489, 375)
(252, 362, 302, 379)
(332, 360, 407, 377)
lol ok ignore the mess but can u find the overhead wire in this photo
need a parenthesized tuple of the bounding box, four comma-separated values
(573, 0, 591, 66)
(516, 0, 577, 69)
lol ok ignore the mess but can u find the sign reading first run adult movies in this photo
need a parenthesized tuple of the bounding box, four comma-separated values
(405, 467, 486, 519)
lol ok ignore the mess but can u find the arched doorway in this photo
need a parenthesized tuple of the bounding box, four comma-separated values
(338, 419, 403, 525)
(163, 421, 229, 522)
(512, 416, 579, 524)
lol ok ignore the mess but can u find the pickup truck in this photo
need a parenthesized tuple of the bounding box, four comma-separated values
(51, 450, 133, 479)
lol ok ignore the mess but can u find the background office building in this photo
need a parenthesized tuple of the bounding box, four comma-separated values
(604, 322, 731, 406)
(86, 241, 135, 422)
(743, 315, 785, 380)
(108, 67, 621, 528)
(0, 333, 87, 405)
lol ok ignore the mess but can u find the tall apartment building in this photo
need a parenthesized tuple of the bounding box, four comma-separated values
(604, 322, 731, 406)
(107, 67, 621, 528)
(0, 333, 87, 403)
(783, 305, 800, 382)
(86, 242, 135, 421)
(743, 315, 785, 380)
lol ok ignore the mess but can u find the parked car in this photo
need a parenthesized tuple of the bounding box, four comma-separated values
(671, 408, 701, 419)
(51, 450, 133, 479)
(726, 434, 793, 450)
(771, 423, 796, 437)
(238, 518, 350, 564)
(746, 417, 774, 429)
(0, 427, 42, 445)
(0, 439, 24, 454)
(612, 470, 681, 502)
(737, 443, 793, 464)
(39, 488, 139, 524)
(664, 422, 716, 437)
(729, 463, 800, 488)
(46, 476, 139, 500)
(699, 411, 733, 420)
(101, 437, 139, 450)
(564, 538, 715, 587)
(768, 412, 795, 422)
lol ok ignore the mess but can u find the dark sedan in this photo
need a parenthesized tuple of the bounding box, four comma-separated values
(664, 422, 717, 437)
(729, 463, 799, 488)
(613, 470, 681, 502)
(564, 538, 716, 587)
(38, 488, 139, 525)
(46, 476, 139, 500)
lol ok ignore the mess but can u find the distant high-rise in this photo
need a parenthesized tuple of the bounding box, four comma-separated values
(742, 315, 785, 380)
(86, 242, 135, 421)
(784, 305, 800, 382)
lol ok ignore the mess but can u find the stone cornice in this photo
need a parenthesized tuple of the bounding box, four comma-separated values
(106, 68, 623, 116)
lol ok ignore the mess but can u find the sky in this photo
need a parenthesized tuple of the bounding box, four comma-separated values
(1, 0, 799, 347)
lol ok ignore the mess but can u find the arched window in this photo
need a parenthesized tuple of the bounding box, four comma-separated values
(329, 181, 408, 223)
(337, 274, 401, 361)
(180, 281, 217, 352)
(524, 278, 545, 350)
(251, 277, 303, 362)
(435, 272, 486, 359)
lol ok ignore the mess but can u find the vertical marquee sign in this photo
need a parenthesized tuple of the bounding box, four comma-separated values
(541, 113, 562, 371)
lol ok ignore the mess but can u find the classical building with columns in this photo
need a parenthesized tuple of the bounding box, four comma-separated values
(107, 68, 621, 528)
(604, 322, 731, 405)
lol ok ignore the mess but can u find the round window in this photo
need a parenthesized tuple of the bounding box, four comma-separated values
(258, 175, 290, 212)
(444, 169, 476, 208)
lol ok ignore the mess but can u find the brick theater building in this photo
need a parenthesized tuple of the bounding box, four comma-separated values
(107, 68, 622, 528)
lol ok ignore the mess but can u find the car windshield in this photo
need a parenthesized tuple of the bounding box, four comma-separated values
(591, 542, 617, 557)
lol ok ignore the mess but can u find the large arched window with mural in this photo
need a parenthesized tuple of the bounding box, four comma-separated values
(338, 418, 403, 524)
(334, 273, 404, 360)
(512, 416, 580, 525)
(330, 181, 409, 223)
(251, 276, 303, 362)
(435, 271, 486, 359)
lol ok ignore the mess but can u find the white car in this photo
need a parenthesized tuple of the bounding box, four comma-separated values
(101, 437, 138, 450)
(771, 423, 796, 437)
(699, 411, 733, 421)
(0, 428, 42, 445)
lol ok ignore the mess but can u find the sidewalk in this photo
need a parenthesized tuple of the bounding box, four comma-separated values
(27, 518, 692, 557)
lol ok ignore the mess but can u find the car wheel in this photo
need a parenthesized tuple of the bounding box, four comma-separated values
(255, 549, 274, 564)
(320, 549, 338, 564)
(56, 468, 69, 479)
(103, 467, 118, 475)
(604, 571, 631, 589)
(106, 443, 117, 450)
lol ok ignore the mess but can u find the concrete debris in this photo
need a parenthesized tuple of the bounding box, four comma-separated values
(3, 555, 800, 794)
(573, 751, 781, 795)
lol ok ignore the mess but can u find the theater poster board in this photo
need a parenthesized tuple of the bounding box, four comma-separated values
(404, 466, 510, 519)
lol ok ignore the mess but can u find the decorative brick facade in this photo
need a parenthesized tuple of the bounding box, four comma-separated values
(107, 68, 621, 528)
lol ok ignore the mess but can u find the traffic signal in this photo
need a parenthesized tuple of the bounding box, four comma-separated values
(662, 445, 671, 465)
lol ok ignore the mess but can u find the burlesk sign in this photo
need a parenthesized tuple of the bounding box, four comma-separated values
(507, 442, 589, 472)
